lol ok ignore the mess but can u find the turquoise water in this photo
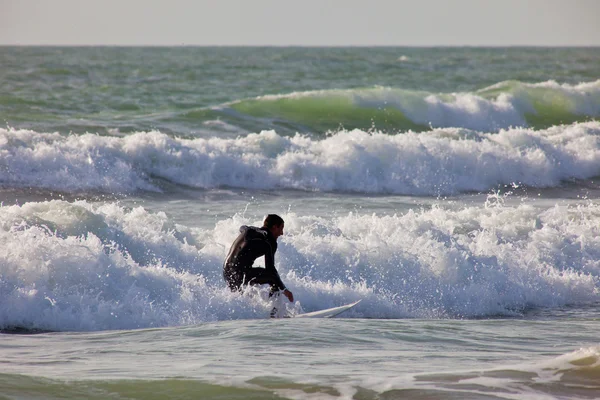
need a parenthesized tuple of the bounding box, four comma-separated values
(0, 46, 599, 399)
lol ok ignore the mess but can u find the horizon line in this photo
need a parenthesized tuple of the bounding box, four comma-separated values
(2, 44, 600, 48)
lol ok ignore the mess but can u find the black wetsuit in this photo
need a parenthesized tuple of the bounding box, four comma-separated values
(223, 225, 286, 295)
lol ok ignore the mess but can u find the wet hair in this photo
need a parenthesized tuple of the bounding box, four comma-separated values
(263, 214, 284, 229)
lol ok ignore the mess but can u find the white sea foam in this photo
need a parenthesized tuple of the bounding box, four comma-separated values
(353, 87, 527, 131)
(529, 346, 600, 383)
(487, 79, 600, 118)
(2, 121, 600, 195)
(0, 199, 598, 331)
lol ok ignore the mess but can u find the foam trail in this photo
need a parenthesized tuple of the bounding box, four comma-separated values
(0, 199, 598, 331)
(393, 346, 600, 397)
(2, 121, 600, 195)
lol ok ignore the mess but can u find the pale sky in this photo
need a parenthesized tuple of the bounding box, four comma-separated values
(1, 0, 599, 46)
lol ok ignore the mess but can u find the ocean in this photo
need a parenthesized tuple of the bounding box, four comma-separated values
(0, 46, 599, 399)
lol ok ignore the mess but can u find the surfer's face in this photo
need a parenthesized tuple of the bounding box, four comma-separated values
(272, 223, 284, 239)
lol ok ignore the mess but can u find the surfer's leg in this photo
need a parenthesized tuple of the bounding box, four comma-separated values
(268, 290, 288, 318)
(244, 269, 284, 317)
(244, 269, 279, 296)
(223, 267, 244, 292)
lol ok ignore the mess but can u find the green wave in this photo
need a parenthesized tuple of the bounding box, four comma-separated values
(223, 81, 599, 134)
(230, 91, 428, 133)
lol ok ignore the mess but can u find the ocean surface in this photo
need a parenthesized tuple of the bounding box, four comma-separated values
(1, 46, 599, 399)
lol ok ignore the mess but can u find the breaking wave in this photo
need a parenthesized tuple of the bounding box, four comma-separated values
(2, 121, 600, 195)
(0, 199, 598, 331)
(223, 80, 600, 133)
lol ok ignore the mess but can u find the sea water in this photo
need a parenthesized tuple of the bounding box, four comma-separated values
(0, 47, 599, 399)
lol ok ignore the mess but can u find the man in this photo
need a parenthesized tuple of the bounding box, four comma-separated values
(223, 214, 294, 303)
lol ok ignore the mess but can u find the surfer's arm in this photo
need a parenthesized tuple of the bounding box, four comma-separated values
(264, 241, 287, 292)
(282, 288, 294, 302)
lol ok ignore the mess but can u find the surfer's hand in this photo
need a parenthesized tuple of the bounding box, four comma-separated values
(283, 289, 294, 302)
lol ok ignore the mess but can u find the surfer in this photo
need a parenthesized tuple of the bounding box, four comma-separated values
(223, 214, 294, 303)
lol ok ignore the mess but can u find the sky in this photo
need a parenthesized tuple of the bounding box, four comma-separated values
(1, 0, 599, 46)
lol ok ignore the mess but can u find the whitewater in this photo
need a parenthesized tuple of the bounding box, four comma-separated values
(2, 120, 600, 195)
(1, 197, 599, 331)
(1, 46, 599, 399)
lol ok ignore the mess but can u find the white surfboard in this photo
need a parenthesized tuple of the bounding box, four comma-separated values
(292, 300, 361, 319)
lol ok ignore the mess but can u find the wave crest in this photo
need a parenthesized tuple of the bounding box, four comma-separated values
(224, 80, 600, 133)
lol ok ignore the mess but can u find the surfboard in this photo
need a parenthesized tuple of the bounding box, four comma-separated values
(292, 300, 361, 319)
